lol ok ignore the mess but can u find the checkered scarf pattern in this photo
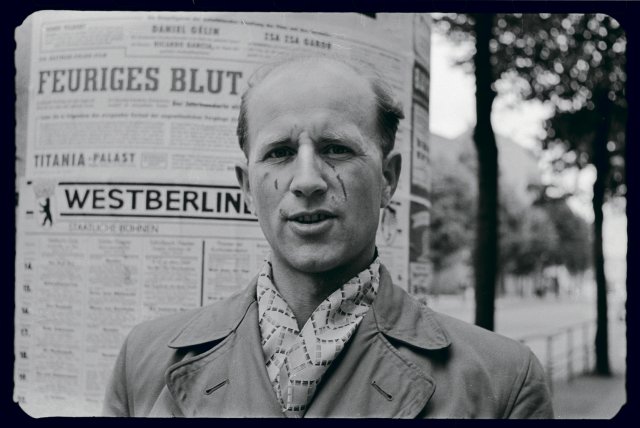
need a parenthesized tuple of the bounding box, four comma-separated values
(256, 255, 381, 418)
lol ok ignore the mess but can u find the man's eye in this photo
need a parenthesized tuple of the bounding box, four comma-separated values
(323, 144, 353, 156)
(266, 147, 295, 159)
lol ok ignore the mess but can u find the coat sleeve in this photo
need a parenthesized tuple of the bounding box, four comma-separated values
(506, 349, 554, 419)
(102, 332, 131, 417)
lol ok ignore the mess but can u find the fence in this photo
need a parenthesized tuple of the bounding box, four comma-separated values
(517, 319, 596, 394)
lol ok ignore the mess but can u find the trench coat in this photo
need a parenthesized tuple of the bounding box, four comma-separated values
(103, 265, 553, 418)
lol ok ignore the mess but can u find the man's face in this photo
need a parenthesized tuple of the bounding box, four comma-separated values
(236, 60, 400, 276)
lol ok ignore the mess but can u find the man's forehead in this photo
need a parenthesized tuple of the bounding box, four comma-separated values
(254, 116, 366, 144)
(251, 57, 373, 100)
(240, 56, 383, 158)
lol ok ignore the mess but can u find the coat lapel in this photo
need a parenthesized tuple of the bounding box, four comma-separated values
(157, 265, 451, 418)
(306, 265, 451, 418)
(304, 310, 436, 418)
(162, 282, 284, 417)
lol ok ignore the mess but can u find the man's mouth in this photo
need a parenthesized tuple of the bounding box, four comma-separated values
(285, 210, 337, 235)
(292, 213, 333, 224)
(287, 210, 336, 224)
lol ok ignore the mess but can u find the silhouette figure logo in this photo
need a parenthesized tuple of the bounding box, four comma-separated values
(32, 180, 57, 227)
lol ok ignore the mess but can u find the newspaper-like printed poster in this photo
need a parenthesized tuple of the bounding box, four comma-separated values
(14, 11, 430, 416)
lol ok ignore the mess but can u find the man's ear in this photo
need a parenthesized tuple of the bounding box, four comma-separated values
(381, 151, 402, 208)
(235, 161, 255, 215)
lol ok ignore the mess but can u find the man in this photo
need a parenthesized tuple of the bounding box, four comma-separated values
(103, 55, 554, 418)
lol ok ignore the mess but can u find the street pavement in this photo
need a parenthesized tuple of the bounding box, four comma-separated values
(426, 293, 627, 419)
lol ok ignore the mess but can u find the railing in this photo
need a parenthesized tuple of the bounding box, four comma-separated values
(517, 319, 596, 394)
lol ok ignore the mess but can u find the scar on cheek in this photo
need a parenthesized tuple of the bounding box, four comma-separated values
(336, 174, 347, 200)
(274, 179, 278, 190)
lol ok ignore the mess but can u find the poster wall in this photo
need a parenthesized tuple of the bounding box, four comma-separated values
(14, 11, 430, 416)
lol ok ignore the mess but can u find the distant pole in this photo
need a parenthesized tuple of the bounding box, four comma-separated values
(546, 335, 554, 394)
(567, 327, 574, 381)
(583, 321, 590, 374)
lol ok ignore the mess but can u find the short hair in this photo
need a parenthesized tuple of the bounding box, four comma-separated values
(236, 54, 404, 158)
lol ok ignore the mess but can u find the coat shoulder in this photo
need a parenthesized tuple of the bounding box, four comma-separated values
(409, 308, 553, 418)
(128, 306, 204, 345)
(430, 310, 532, 366)
(126, 285, 253, 353)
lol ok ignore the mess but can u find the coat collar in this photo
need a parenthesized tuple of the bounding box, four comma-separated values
(167, 266, 451, 351)
(167, 275, 258, 349)
(372, 264, 451, 350)
(301, 265, 451, 417)
(163, 264, 451, 417)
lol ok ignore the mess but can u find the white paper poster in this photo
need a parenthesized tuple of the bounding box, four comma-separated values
(14, 11, 429, 416)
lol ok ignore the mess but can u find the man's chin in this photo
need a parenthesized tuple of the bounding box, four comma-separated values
(275, 245, 373, 278)
(287, 255, 342, 274)
(275, 246, 347, 274)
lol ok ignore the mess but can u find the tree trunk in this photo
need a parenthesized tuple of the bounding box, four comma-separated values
(592, 91, 612, 375)
(472, 13, 499, 331)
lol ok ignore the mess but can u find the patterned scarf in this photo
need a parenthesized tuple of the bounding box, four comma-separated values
(257, 255, 381, 418)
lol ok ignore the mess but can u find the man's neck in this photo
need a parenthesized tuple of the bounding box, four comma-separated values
(269, 250, 376, 329)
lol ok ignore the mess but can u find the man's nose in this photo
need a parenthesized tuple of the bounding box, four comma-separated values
(289, 145, 328, 198)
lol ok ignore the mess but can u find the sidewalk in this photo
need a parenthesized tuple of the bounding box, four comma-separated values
(552, 372, 625, 418)
(551, 319, 626, 419)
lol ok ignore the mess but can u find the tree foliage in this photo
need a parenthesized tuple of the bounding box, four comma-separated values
(537, 195, 593, 274)
(434, 12, 626, 195)
(429, 167, 475, 271)
(498, 188, 556, 276)
(434, 12, 626, 375)
(430, 149, 592, 283)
